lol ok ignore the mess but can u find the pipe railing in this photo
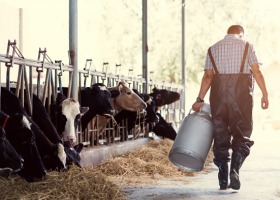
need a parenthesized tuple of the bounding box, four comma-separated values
(0, 40, 184, 147)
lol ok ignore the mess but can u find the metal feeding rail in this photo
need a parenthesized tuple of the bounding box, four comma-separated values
(0, 39, 184, 147)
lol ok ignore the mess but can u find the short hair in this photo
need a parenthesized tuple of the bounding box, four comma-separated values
(227, 25, 244, 34)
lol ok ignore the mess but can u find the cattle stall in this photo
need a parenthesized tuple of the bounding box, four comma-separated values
(0, 40, 184, 149)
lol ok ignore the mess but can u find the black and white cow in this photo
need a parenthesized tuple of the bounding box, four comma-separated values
(80, 83, 120, 132)
(0, 111, 46, 182)
(1, 87, 86, 173)
(54, 92, 89, 144)
(138, 91, 159, 124)
(31, 93, 71, 170)
(149, 87, 180, 111)
(152, 112, 177, 140)
(2, 87, 66, 171)
(0, 126, 24, 178)
(31, 91, 87, 169)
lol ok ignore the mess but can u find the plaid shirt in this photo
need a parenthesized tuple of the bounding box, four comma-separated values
(205, 35, 259, 74)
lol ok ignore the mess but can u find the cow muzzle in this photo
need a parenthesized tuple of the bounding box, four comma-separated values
(138, 102, 147, 110)
(65, 135, 76, 144)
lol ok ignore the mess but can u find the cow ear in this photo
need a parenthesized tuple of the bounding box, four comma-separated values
(110, 90, 120, 98)
(152, 87, 158, 93)
(80, 107, 89, 115)
(118, 81, 127, 87)
(119, 84, 128, 94)
(74, 143, 84, 153)
(56, 92, 67, 105)
(142, 94, 150, 102)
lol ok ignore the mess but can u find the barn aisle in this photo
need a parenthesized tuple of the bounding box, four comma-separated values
(123, 130, 280, 200)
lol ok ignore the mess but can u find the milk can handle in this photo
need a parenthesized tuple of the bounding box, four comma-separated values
(188, 106, 203, 115)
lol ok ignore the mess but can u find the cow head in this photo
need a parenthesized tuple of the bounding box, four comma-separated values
(56, 93, 89, 144)
(109, 81, 146, 112)
(63, 141, 83, 168)
(90, 83, 119, 116)
(42, 143, 67, 171)
(0, 126, 23, 177)
(152, 113, 177, 140)
(132, 89, 159, 123)
(144, 96, 159, 123)
(149, 87, 180, 110)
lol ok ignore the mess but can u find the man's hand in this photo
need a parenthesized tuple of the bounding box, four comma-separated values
(261, 95, 269, 109)
(192, 102, 204, 112)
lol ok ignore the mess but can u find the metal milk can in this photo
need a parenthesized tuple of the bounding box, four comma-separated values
(169, 103, 214, 172)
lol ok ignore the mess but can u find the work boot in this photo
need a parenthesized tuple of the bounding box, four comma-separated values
(218, 163, 228, 190)
(229, 152, 246, 190)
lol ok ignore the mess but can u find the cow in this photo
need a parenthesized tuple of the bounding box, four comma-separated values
(54, 92, 89, 144)
(31, 93, 76, 170)
(149, 87, 180, 111)
(1, 87, 84, 172)
(113, 89, 159, 137)
(95, 81, 147, 137)
(80, 83, 120, 132)
(0, 110, 46, 182)
(152, 112, 177, 140)
(135, 90, 159, 124)
(108, 81, 147, 113)
(1, 87, 67, 171)
(0, 126, 24, 178)
(31, 92, 87, 170)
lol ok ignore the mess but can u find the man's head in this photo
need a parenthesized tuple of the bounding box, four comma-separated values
(227, 25, 244, 39)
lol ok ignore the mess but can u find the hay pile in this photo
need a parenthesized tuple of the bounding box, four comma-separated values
(0, 165, 125, 200)
(0, 139, 213, 200)
(96, 139, 213, 178)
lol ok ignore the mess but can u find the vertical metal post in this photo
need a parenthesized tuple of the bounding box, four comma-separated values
(181, 0, 186, 115)
(0, 62, 1, 110)
(19, 8, 23, 52)
(142, 0, 148, 93)
(69, 0, 78, 100)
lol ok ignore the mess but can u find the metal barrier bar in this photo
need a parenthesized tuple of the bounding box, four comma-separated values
(0, 40, 184, 148)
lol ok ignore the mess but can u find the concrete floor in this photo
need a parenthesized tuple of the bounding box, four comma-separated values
(123, 130, 280, 200)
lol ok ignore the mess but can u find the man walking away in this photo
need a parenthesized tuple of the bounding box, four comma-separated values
(192, 25, 269, 190)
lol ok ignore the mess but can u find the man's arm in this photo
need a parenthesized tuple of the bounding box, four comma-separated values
(250, 63, 269, 109)
(192, 69, 214, 111)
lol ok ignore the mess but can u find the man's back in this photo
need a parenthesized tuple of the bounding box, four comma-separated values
(205, 35, 258, 74)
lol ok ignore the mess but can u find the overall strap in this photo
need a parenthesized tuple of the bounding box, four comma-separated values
(208, 47, 220, 75)
(240, 42, 249, 73)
